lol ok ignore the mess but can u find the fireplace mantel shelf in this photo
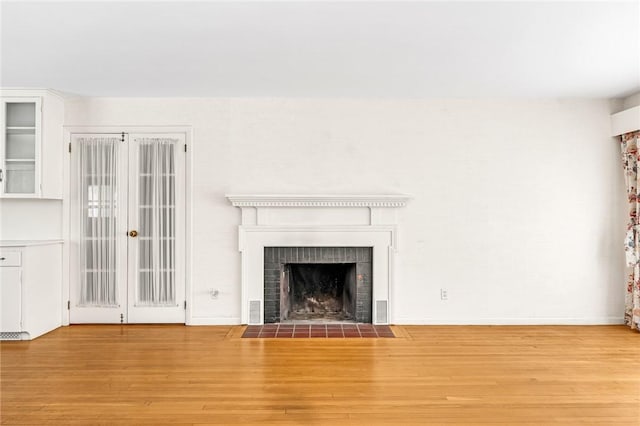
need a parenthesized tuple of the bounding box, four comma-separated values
(225, 194, 410, 208)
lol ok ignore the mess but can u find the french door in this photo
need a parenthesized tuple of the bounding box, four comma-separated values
(70, 133, 186, 323)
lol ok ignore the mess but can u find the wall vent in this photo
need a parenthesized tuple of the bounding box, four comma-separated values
(375, 300, 388, 324)
(249, 300, 261, 324)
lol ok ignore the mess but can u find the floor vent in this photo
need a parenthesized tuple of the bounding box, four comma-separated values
(0, 332, 25, 341)
(249, 300, 261, 324)
(375, 300, 388, 324)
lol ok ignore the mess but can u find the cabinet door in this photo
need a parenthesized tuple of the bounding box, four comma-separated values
(0, 98, 41, 197)
(0, 268, 22, 332)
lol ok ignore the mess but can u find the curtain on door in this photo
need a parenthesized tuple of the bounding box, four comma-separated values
(137, 138, 176, 306)
(620, 130, 640, 331)
(78, 137, 120, 306)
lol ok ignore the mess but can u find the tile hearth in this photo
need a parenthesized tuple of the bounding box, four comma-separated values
(241, 324, 395, 338)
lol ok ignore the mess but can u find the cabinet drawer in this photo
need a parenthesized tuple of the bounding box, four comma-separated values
(0, 251, 21, 267)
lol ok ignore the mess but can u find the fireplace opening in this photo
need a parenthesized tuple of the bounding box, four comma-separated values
(282, 263, 356, 322)
(263, 247, 372, 324)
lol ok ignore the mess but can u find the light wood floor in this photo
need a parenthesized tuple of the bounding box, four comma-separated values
(1, 325, 638, 425)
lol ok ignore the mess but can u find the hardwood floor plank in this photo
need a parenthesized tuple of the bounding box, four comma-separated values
(1, 325, 638, 425)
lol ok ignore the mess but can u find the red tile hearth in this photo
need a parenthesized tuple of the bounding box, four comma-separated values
(241, 324, 395, 338)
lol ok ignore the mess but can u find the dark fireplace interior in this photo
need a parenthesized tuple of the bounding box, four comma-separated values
(263, 247, 372, 324)
(281, 263, 356, 322)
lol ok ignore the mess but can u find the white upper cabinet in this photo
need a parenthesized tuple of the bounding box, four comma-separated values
(2, 98, 41, 195)
(0, 89, 64, 199)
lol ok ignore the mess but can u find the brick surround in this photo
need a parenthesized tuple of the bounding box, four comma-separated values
(264, 247, 373, 324)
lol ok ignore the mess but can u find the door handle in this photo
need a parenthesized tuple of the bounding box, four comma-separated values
(129, 230, 138, 237)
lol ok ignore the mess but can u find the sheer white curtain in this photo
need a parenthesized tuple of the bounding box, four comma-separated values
(137, 138, 176, 306)
(78, 137, 120, 306)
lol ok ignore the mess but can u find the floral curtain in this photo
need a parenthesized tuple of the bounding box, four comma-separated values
(620, 130, 640, 331)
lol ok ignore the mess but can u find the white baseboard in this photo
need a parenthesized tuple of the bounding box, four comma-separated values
(392, 317, 625, 325)
(188, 317, 241, 325)
(186, 316, 625, 326)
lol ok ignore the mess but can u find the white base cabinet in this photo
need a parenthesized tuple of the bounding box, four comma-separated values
(0, 267, 22, 332)
(0, 241, 62, 340)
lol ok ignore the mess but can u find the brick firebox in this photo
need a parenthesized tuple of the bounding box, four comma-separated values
(264, 247, 373, 324)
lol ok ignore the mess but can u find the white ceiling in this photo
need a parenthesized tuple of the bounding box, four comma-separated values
(1, 1, 639, 98)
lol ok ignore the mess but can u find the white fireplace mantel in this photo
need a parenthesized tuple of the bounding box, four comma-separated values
(226, 194, 410, 208)
(226, 194, 410, 325)
(227, 194, 410, 227)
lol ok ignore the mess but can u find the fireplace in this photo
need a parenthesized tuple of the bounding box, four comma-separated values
(226, 194, 409, 325)
(264, 247, 372, 323)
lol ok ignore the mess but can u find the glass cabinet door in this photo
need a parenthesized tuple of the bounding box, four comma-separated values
(2, 99, 40, 195)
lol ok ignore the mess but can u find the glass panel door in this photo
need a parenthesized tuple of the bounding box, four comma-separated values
(70, 132, 185, 324)
(127, 135, 185, 323)
(70, 134, 128, 323)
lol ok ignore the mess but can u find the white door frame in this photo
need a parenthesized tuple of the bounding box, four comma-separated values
(62, 126, 193, 325)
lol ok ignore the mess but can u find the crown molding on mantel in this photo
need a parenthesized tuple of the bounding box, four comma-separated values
(225, 194, 411, 208)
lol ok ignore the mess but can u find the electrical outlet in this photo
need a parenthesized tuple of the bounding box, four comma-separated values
(440, 288, 448, 300)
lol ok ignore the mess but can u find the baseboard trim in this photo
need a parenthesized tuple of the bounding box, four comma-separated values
(392, 317, 625, 325)
(188, 317, 241, 326)
(186, 317, 625, 326)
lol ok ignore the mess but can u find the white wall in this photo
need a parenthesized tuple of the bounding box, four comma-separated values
(623, 92, 640, 109)
(0, 199, 62, 240)
(64, 97, 626, 324)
